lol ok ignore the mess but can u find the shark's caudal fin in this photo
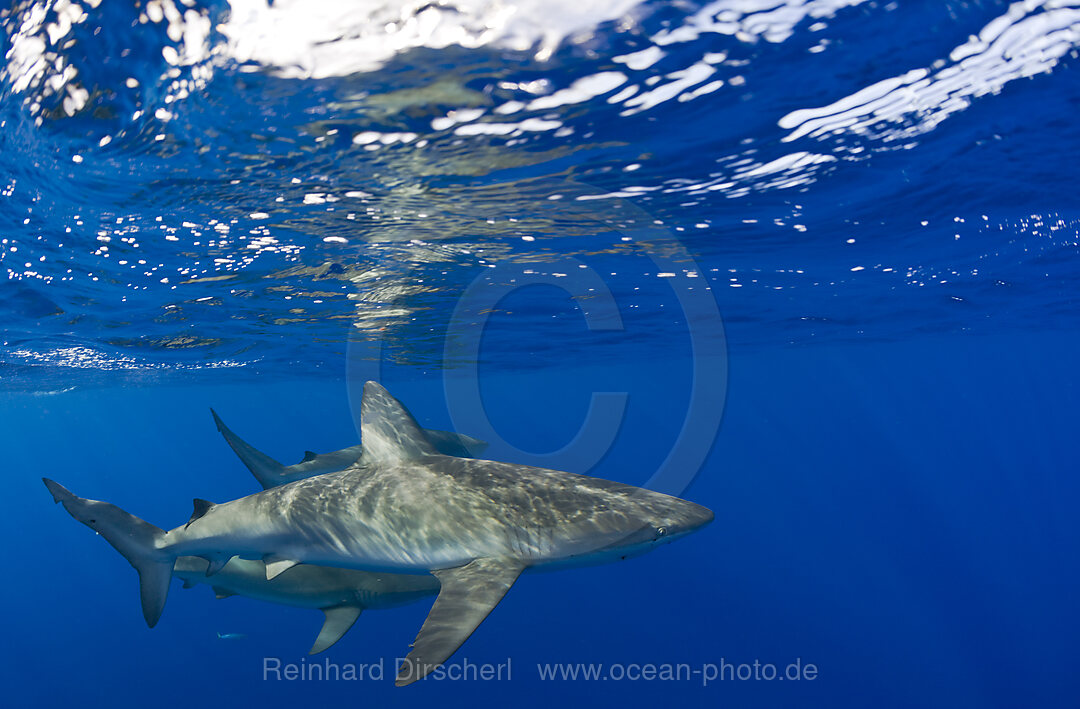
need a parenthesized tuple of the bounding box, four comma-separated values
(396, 558, 524, 687)
(210, 408, 290, 490)
(359, 381, 439, 464)
(42, 478, 173, 628)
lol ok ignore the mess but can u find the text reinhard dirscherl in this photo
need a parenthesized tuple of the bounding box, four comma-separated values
(263, 657, 511, 683)
(262, 657, 818, 686)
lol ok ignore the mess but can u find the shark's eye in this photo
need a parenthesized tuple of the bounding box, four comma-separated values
(655, 526, 668, 538)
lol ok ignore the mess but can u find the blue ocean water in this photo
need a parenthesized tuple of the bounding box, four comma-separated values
(2, 0, 1078, 706)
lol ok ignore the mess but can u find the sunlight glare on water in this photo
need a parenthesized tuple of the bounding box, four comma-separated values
(0, 0, 1078, 387)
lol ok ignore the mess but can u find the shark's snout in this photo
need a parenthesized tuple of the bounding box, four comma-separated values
(660, 499, 714, 542)
(685, 500, 714, 530)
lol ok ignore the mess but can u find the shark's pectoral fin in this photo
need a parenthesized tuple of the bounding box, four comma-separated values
(309, 605, 363, 655)
(204, 554, 233, 577)
(395, 557, 524, 687)
(264, 555, 300, 580)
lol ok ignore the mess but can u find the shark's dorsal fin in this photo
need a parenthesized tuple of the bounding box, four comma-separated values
(359, 381, 438, 464)
(186, 499, 215, 529)
(396, 557, 524, 686)
(302, 451, 318, 463)
(309, 605, 363, 655)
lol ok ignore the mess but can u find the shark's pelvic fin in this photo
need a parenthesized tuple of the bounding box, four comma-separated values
(43, 478, 173, 628)
(181, 579, 198, 589)
(204, 554, 232, 577)
(210, 408, 290, 490)
(396, 557, 525, 687)
(309, 605, 363, 655)
(186, 498, 215, 529)
(263, 555, 300, 580)
(359, 381, 439, 464)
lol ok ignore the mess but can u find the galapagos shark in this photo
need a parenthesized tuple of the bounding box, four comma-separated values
(44, 381, 713, 686)
(210, 408, 488, 489)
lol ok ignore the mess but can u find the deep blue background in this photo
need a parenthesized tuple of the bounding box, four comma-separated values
(3, 332, 1078, 707)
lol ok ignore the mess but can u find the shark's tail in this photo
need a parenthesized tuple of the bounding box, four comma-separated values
(210, 408, 288, 490)
(43, 478, 173, 628)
